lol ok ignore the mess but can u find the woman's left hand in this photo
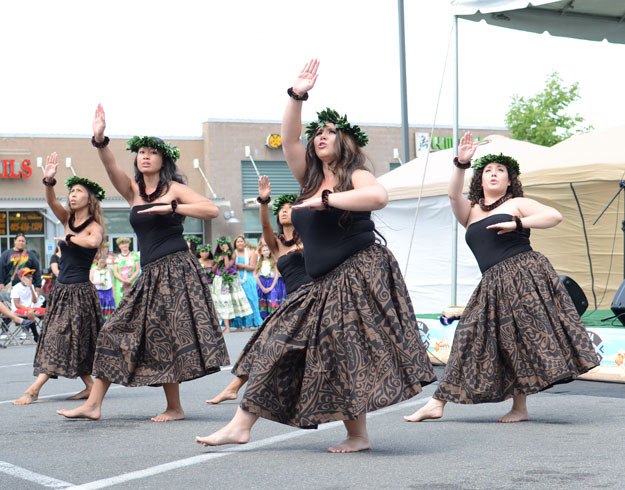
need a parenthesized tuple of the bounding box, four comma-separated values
(292, 196, 324, 211)
(44, 152, 60, 180)
(486, 220, 517, 235)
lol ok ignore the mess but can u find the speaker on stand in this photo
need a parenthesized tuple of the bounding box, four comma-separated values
(559, 275, 588, 317)
(610, 280, 625, 326)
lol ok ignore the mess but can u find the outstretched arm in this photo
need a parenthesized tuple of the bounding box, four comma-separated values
(282, 59, 319, 185)
(136, 182, 219, 220)
(293, 169, 388, 212)
(258, 176, 280, 256)
(92, 104, 134, 203)
(449, 132, 478, 228)
(43, 153, 69, 224)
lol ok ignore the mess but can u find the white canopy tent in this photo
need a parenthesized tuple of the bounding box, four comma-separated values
(375, 135, 548, 313)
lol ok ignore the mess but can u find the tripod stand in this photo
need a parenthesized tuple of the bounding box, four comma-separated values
(594, 180, 625, 324)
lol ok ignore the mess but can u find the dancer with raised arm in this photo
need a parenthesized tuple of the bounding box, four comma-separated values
(404, 132, 599, 424)
(14, 152, 104, 405)
(205, 176, 311, 405)
(57, 104, 229, 421)
(197, 60, 435, 452)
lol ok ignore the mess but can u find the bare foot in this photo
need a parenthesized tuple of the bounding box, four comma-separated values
(151, 408, 185, 422)
(56, 405, 101, 420)
(13, 392, 38, 405)
(67, 388, 92, 401)
(223, 328, 231, 334)
(195, 424, 251, 446)
(206, 389, 238, 405)
(497, 409, 529, 423)
(327, 435, 371, 453)
(403, 399, 444, 422)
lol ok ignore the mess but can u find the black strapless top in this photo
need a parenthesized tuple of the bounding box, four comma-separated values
(58, 240, 98, 284)
(129, 203, 187, 266)
(276, 251, 312, 295)
(465, 213, 532, 273)
(291, 207, 375, 278)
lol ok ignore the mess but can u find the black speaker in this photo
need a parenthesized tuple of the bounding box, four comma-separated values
(610, 279, 625, 326)
(559, 275, 588, 317)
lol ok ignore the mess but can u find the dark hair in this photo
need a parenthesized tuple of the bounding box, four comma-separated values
(467, 163, 524, 205)
(133, 137, 186, 197)
(300, 129, 371, 227)
(299, 130, 368, 200)
(275, 203, 301, 246)
(214, 237, 232, 258)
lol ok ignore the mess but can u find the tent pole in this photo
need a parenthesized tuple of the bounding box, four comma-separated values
(451, 14, 459, 306)
(397, 0, 410, 162)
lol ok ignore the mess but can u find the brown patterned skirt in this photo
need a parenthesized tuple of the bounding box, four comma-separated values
(239, 244, 436, 428)
(34, 281, 102, 378)
(92, 251, 229, 387)
(434, 251, 600, 404)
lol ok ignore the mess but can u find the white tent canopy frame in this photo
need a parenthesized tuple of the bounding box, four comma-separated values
(447, 0, 625, 303)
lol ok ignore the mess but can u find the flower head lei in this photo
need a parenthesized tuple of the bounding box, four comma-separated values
(126, 136, 181, 162)
(65, 176, 106, 201)
(305, 108, 369, 147)
(197, 244, 212, 253)
(472, 153, 521, 176)
(271, 194, 298, 216)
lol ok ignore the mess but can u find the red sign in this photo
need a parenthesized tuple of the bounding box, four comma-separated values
(0, 159, 32, 179)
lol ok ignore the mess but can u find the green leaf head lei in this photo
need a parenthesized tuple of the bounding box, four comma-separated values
(271, 194, 298, 216)
(471, 153, 521, 176)
(65, 176, 106, 201)
(197, 244, 212, 253)
(184, 235, 203, 246)
(126, 136, 181, 162)
(305, 108, 369, 147)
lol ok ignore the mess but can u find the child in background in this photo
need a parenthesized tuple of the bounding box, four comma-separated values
(90, 255, 115, 322)
(255, 244, 285, 320)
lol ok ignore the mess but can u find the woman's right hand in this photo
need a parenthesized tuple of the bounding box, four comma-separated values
(44, 152, 59, 180)
(457, 131, 478, 164)
(292, 59, 319, 97)
(92, 103, 107, 140)
(258, 175, 271, 200)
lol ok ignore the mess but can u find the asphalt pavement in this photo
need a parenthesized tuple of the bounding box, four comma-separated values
(1, 333, 624, 490)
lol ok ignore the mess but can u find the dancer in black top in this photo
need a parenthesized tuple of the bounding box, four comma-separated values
(205, 176, 311, 405)
(197, 60, 435, 452)
(14, 152, 104, 405)
(57, 104, 229, 421)
(405, 132, 599, 423)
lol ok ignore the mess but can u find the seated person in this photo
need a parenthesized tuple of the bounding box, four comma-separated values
(11, 267, 45, 322)
(1, 302, 37, 341)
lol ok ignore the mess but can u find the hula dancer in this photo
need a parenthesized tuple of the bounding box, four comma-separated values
(57, 104, 229, 421)
(205, 178, 311, 405)
(197, 60, 435, 452)
(14, 153, 105, 405)
(404, 132, 600, 424)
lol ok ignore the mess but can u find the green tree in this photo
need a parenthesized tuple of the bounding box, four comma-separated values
(505, 71, 592, 147)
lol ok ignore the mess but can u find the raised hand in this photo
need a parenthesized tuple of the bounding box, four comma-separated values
(292, 59, 319, 96)
(258, 175, 271, 200)
(44, 152, 59, 180)
(93, 104, 107, 140)
(457, 131, 478, 164)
